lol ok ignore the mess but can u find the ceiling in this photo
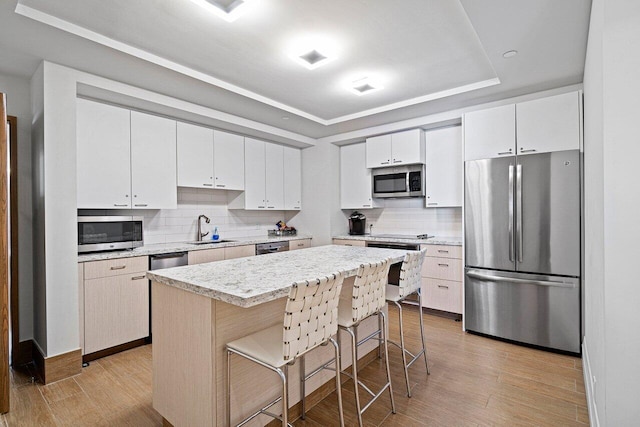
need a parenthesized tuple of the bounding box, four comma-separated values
(0, 0, 592, 140)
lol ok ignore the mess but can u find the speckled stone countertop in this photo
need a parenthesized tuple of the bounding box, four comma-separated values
(78, 234, 312, 262)
(147, 245, 408, 308)
(333, 234, 463, 246)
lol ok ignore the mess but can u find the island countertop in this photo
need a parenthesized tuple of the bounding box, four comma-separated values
(147, 245, 409, 308)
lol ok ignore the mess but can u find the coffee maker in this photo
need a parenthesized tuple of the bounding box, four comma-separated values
(348, 211, 366, 235)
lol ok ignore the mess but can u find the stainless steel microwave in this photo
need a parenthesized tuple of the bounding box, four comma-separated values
(78, 216, 144, 253)
(372, 164, 425, 198)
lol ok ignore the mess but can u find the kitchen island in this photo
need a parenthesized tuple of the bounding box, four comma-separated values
(147, 245, 409, 427)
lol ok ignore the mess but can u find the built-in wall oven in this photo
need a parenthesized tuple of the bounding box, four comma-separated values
(78, 216, 143, 253)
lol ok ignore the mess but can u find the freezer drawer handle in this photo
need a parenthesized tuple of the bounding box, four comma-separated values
(466, 271, 576, 289)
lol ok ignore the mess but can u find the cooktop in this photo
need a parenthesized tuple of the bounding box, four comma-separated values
(372, 234, 433, 240)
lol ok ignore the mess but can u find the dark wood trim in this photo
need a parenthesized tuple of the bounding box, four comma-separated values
(162, 418, 174, 427)
(82, 338, 148, 363)
(422, 306, 463, 321)
(0, 94, 9, 413)
(7, 116, 19, 369)
(13, 339, 33, 367)
(32, 345, 82, 384)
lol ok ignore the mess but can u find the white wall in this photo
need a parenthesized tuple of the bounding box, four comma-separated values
(583, 0, 640, 424)
(0, 72, 33, 344)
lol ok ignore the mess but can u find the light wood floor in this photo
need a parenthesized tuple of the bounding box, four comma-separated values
(2, 306, 589, 426)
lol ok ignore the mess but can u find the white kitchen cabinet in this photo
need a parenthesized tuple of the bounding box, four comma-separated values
(241, 137, 268, 209)
(425, 126, 463, 208)
(77, 98, 132, 209)
(464, 104, 516, 161)
(283, 146, 302, 210)
(340, 143, 381, 209)
(289, 238, 311, 250)
(177, 122, 214, 189)
(130, 111, 177, 209)
(265, 143, 284, 209)
(365, 129, 425, 168)
(516, 91, 580, 155)
(213, 130, 244, 190)
(420, 245, 463, 314)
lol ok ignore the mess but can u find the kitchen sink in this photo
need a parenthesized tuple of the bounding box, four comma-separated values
(186, 240, 235, 245)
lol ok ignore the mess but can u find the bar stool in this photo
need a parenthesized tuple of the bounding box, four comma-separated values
(338, 259, 395, 426)
(385, 249, 429, 397)
(227, 272, 346, 427)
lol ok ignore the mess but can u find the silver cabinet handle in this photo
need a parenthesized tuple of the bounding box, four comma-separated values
(516, 164, 523, 263)
(362, 204, 371, 208)
(296, 243, 304, 247)
(131, 275, 146, 280)
(520, 148, 536, 153)
(216, 184, 226, 188)
(437, 263, 449, 267)
(437, 284, 449, 289)
(380, 161, 390, 165)
(110, 265, 126, 270)
(344, 244, 353, 246)
(427, 202, 438, 206)
(293, 206, 300, 209)
(508, 164, 514, 262)
(203, 183, 213, 187)
(498, 150, 513, 155)
(393, 159, 402, 163)
(258, 206, 265, 208)
(466, 271, 576, 288)
(267, 206, 275, 209)
(113, 204, 128, 207)
(437, 250, 449, 253)
(135, 204, 148, 207)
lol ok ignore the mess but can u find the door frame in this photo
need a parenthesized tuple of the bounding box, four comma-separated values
(1, 93, 9, 413)
(8, 116, 18, 368)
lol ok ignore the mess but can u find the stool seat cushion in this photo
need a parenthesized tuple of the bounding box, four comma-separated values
(227, 324, 287, 368)
(385, 284, 402, 302)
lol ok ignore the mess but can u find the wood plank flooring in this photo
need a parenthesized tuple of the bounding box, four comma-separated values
(2, 306, 588, 426)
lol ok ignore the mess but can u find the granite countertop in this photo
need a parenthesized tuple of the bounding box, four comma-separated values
(147, 245, 408, 308)
(333, 234, 463, 246)
(78, 234, 312, 262)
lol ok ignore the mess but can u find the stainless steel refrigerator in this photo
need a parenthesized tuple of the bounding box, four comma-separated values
(464, 150, 581, 354)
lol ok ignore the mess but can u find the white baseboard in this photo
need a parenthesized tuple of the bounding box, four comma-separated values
(582, 337, 600, 427)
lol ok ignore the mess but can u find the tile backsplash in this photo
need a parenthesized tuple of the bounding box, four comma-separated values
(342, 198, 462, 237)
(79, 188, 298, 245)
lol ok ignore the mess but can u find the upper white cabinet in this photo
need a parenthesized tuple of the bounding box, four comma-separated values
(177, 122, 214, 188)
(177, 125, 245, 190)
(464, 104, 515, 161)
(464, 91, 581, 161)
(366, 129, 425, 168)
(283, 146, 302, 210)
(77, 98, 131, 209)
(425, 126, 462, 208)
(130, 111, 177, 209)
(231, 138, 301, 210)
(341, 143, 381, 209)
(77, 99, 177, 209)
(213, 130, 244, 190)
(516, 92, 580, 155)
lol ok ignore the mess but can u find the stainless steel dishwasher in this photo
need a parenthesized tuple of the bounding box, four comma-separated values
(149, 252, 188, 339)
(255, 241, 289, 255)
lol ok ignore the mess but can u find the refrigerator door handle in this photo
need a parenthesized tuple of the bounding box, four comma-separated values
(508, 165, 514, 262)
(516, 164, 523, 263)
(466, 271, 576, 289)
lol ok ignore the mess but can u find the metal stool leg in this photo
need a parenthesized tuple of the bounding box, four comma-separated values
(394, 300, 412, 397)
(227, 349, 232, 427)
(280, 365, 288, 427)
(300, 355, 306, 419)
(417, 290, 430, 375)
(380, 311, 396, 414)
(345, 326, 364, 427)
(330, 337, 345, 427)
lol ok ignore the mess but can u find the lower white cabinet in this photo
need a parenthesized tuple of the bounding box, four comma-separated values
(332, 238, 366, 247)
(340, 143, 381, 209)
(420, 245, 463, 314)
(82, 256, 150, 355)
(289, 238, 311, 250)
(425, 126, 462, 208)
(188, 245, 256, 264)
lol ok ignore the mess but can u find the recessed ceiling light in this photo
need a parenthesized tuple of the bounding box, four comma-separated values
(292, 48, 335, 70)
(189, 0, 255, 22)
(502, 50, 518, 59)
(349, 77, 383, 96)
(288, 36, 339, 70)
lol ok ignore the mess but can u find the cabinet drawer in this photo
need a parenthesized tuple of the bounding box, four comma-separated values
(332, 239, 366, 247)
(224, 245, 255, 260)
(421, 257, 463, 281)
(422, 278, 462, 314)
(289, 239, 311, 251)
(84, 256, 149, 280)
(420, 244, 462, 259)
(188, 248, 224, 265)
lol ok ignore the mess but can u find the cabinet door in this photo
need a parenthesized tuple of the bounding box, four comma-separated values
(365, 134, 392, 168)
(224, 245, 255, 259)
(283, 146, 302, 210)
(130, 111, 177, 209)
(425, 126, 462, 207)
(77, 98, 131, 208)
(84, 272, 149, 354)
(332, 239, 366, 247)
(464, 104, 516, 161)
(289, 239, 311, 250)
(244, 138, 267, 209)
(188, 248, 224, 265)
(265, 143, 284, 209)
(177, 122, 214, 189)
(516, 92, 580, 155)
(391, 129, 424, 165)
(213, 130, 244, 190)
(422, 278, 462, 314)
(340, 143, 379, 209)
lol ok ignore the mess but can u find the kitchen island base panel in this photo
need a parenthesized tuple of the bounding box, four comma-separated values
(152, 277, 381, 427)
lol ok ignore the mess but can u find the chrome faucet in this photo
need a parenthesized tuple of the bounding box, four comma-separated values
(197, 214, 210, 241)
